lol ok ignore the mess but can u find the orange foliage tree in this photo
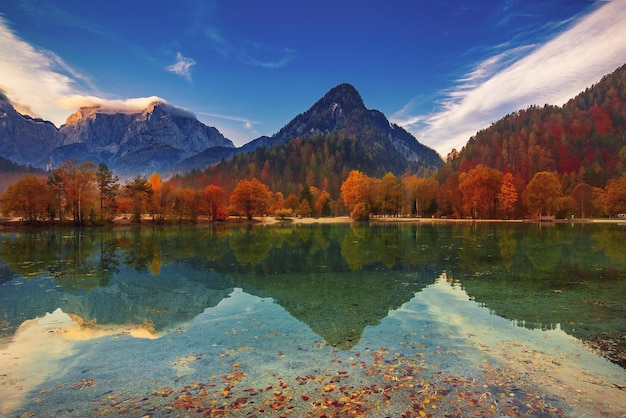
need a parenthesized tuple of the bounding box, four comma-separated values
(604, 173, 626, 216)
(570, 183, 593, 218)
(497, 171, 519, 219)
(459, 164, 502, 218)
(437, 172, 462, 218)
(202, 184, 228, 222)
(341, 170, 374, 220)
(0, 174, 52, 221)
(173, 189, 202, 222)
(230, 178, 272, 220)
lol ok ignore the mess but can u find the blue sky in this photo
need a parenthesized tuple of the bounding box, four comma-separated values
(1, 0, 626, 157)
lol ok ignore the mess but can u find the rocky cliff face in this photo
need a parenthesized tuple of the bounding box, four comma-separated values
(0, 97, 234, 175)
(57, 101, 234, 175)
(0, 93, 60, 166)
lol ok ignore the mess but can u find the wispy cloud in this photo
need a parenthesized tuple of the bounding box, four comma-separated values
(392, 1, 626, 157)
(198, 111, 257, 129)
(0, 17, 170, 126)
(197, 111, 260, 146)
(189, 5, 294, 69)
(0, 16, 92, 125)
(166, 52, 196, 81)
(239, 42, 295, 69)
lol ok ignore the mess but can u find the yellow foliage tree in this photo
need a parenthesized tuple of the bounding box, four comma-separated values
(523, 171, 562, 217)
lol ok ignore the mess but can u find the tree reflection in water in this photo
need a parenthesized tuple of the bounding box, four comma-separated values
(0, 222, 624, 365)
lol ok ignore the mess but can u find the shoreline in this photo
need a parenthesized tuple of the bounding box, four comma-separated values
(1, 215, 625, 229)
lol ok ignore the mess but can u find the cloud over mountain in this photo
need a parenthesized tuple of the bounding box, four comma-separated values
(393, 1, 626, 156)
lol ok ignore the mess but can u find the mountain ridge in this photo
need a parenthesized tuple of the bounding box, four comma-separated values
(174, 83, 442, 174)
(2, 83, 441, 179)
(0, 95, 235, 176)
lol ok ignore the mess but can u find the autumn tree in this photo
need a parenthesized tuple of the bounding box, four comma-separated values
(124, 175, 153, 222)
(341, 170, 374, 220)
(174, 188, 202, 222)
(202, 184, 228, 222)
(591, 187, 607, 218)
(148, 173, 174, 222)
(376, 172, 404, 217)
(604, 173, 626, 215)
(570, 183, 593, 218)
(95, 163, 119, 221)
(523, 171, 563, 217)
(299, 185, 314, 215)
(314, 190, 332, 217)
(0, 174, 52, 222)
(458, 164, 503, 218)
(230, 178, 272, 220)
(437, 172, 462, 218)
(497, 171, 519, 219)
(52, 159, 97, 224)
(46, 171, 65, 220)
(296, 199, 313, 217)
(406, 175, 439, 217)
(268, 191, 285, 215)
(283, 193, 300, 212)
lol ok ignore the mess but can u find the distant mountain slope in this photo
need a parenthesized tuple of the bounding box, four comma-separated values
(172, 84, 443, 197)
(445, 63, 626, 188)
(0, 92, 59, 165)
(56, 102, 234, 175)
(0, 96, 234, 176)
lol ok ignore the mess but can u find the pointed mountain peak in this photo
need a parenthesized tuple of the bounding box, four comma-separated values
(314, 83, 366, 115)
(64, 106, 99, 125)
(267, 83, 367, 144)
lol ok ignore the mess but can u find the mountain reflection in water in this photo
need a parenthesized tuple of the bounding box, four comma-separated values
(0, 222, 625, 362)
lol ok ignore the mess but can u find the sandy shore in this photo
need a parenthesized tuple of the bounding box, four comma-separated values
(258, 216, 626, 225)
(257, 216, 352, 225)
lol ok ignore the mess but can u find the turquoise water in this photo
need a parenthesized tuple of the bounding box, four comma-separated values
(0, 223, 625, 416)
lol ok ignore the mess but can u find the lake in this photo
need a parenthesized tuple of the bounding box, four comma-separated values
(1, 222, 625, 417)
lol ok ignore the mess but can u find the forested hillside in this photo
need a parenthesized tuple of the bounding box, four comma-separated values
(171, 132, 436, 200)
(170, 84, 442, 199)
(443, 64, 626, 189)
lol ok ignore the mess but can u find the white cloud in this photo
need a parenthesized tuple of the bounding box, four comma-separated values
(0, 16, 90, 125)
(166, 52, 196, 81)
(393, 1, 626, 157)
(0, 17, 181, 126)
(56, 95, 167, 113)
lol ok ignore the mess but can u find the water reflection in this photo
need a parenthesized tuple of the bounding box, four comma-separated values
(0, 223, 625, 360)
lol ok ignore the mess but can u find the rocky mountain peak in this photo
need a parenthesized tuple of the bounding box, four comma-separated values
(64, 106, 100, 125)
(0, 95, 234, 175)
(315, 83, 366, 116)
(238, 83, 442, 171)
